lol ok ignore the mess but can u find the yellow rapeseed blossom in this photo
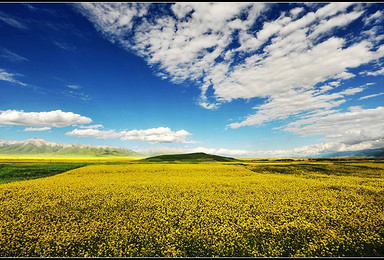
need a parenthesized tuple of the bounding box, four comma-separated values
(0, 162, 383, 257)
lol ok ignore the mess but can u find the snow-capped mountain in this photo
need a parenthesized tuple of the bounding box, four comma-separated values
(0, 138, 143, 157)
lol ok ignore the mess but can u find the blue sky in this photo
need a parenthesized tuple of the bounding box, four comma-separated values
(1, 3, 384, 157)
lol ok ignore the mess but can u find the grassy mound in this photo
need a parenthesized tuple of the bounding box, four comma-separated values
(142, 152, 238, 163)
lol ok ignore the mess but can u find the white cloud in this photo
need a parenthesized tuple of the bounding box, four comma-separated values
(66, 126, 194, 144)
(76, 3, 149, 38)
(218, 37, 376, 104)
(121, 127, 194, 144)
(0, 68, 28, 86)
(0, 110, 92, 127)
(23, 127, 51, 132)
(78, 2, 266, 93)
(284, 106, 384, 145)
(228, 87, 364, 128)
(66, 128, 122, 139)
(359, 92, 384, 100)
(290, 7, 304, 18)
(78, 3, 384, 150)
(309, 11, 363, 39)
(252, 139, 384, 158)
(79, 3, 381, 110)
(366, 67, 384, 76)
(364, 10, 383, 25)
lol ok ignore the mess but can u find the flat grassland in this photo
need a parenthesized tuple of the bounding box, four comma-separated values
(0, 160, 383, 257)
(0, 163, 88, 184)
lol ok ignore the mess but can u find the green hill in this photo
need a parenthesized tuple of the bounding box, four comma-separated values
(142, 152, 238, 163)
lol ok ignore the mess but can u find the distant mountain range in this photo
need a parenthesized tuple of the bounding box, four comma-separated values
(0, 138, 143, 157)
(318, 147, 384, 158)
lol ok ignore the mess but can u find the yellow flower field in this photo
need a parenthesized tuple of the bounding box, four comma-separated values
(0, 163, 383, 257)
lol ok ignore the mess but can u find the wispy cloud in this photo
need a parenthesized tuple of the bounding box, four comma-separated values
(359, 92, 384, 100)
(0, 47, 29, 62)
(67, 84, 81, 90)
(0, 109, 92, 127)
(22, 3, 60, 17)
(53, 41, 76, 51)
(0, 10, 28, 30)
(66, 126, 194, 144)
(62, 90, 91, 101)
(79, 124, 103, 129)
(1, 68, 91, 101)
(62, 84, 91, 101)
(0, 68, 28, 86)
